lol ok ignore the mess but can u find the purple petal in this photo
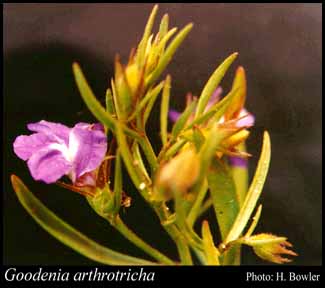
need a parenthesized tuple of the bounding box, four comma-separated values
(27, 148, 72, 183)
(75, 171, 97, 187)
(69, 123, 107, 181)
(13, 133, 52, 161)
(229, 156, 248, 168)
(168, 110, 181, 123)
(207, 87, 223, 110)
(27, 120, 70, 145)
(73, 122, 105, 132)
(236, 113, 255, 128)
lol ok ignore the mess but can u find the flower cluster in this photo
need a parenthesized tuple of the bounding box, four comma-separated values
(11, 5, 296, 266)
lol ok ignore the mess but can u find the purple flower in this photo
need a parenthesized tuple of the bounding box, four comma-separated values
(168, 87, 223, 123)
(168, 87, 255, 169)
(13, 120, 107, 184)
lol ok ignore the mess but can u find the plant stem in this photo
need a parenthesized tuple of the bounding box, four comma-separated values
(176, 239, 193, 265)
(187, 180, 208, 227)
(110, 215, 175, 265)
(153, 202, 193, 265)
(138, 135, 158, 172)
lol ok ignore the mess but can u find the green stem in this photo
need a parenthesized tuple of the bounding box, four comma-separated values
(153, 202, 192, 265)
(197, 197, 213, 218)
(138, 135, 158, 173)
(110, 215, 175, 265)
(176, 239, 193, 265)
(116, 122, 192, 265)
(187, 180, 208, 227)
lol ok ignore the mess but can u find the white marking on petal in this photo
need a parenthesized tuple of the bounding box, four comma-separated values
(48, 143, 71, 161)
(68, 130, 80, 162)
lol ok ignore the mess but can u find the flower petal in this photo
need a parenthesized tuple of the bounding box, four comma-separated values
(168, 109, 181, 123)
(235, 111, 255, 128)
(206, 87, 223, 110)
(27, 120, 70, 145)
(13, 133, 52, 161)
(69, 123, 107, 181)
(27, 148, 72, 183)
(229, 156, 248, 168)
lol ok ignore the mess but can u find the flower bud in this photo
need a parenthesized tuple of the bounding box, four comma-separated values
(242, 233, 298, 264)
(156, 148, 200, 196)
(115, 58, 133, 117)
(125, 63, 141, 95)
(87, 186, 115, 218)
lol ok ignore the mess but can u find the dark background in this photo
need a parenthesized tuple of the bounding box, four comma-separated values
(3, 3, 322, 265)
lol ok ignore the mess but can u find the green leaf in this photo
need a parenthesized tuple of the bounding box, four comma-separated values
(231, 142, 249, 207)
(201, 221, 220, 265)
(114, 60, 133, 118)
(128, 81, 164, 122)
(208, 159, 239, 241)
(112, 150, 123, 215)
(110, 78, 123, 120)
(155, 27, 177, 55)
(143, 82, 164, 127)
(146, 23, 193, 86)
(105, 88, 116, 116)
(225, 131, 271, 244)
(115, 124, 142, 190)
(136, 4, 159, 67)
(160, 75, 171, 145)
(186, 87, 239, 132)
(10, 175, 156, 265)
(159, 14, 169, 39)
(195, 52, 238, 119)
(171, 99, 197, 138)
(192, 127, 205, 151)
(198, 123, 230, 179)
(186, 179, 208, 227)
(244, 204, 262, 238)
(131, 142, 150, 182)
(73, 63, 140, 140)
(72, 62, 116, 131)
(163, 138, 187, 160)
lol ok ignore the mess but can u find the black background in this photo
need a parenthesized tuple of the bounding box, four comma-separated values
(3, 3, 322, 265)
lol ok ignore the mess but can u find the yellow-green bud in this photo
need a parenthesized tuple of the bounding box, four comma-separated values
(156, 148, 200, 195)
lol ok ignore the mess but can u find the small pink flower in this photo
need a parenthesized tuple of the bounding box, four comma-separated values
(13, 120, 107, 184)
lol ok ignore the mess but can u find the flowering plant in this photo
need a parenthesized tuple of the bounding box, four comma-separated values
(11, 5, 296, 265)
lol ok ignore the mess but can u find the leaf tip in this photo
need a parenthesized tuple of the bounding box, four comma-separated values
(263, 131, 271, 149)
(10, 174, 19, 187)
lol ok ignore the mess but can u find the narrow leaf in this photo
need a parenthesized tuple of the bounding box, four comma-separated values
(244, 204, 262, 238)
(171, 99, 197, 138)
(208, 159, 239, 240)
(72, 63, 116, 131)
(187, 87, 240, 130)
(105, 88, 116, 115)
(163, 138, 187, 160)
(11, 175, 156, 265)
(113, 150, 123, 215)
(132, 142, 150, 182)
(160, 75, 171, 145)
(143, 82, 164, 126)
(225, 66, 246, 120)
(146, 23, 193, 86)
(136, 4, 159, 67)
(225, 131, 271, 244)
(195, 52, 238, 119)
(128, 81, 164, 121)
(202, 221, 220, 265)
(159, 14, 169, 39)
(115, 124, 142, 189)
